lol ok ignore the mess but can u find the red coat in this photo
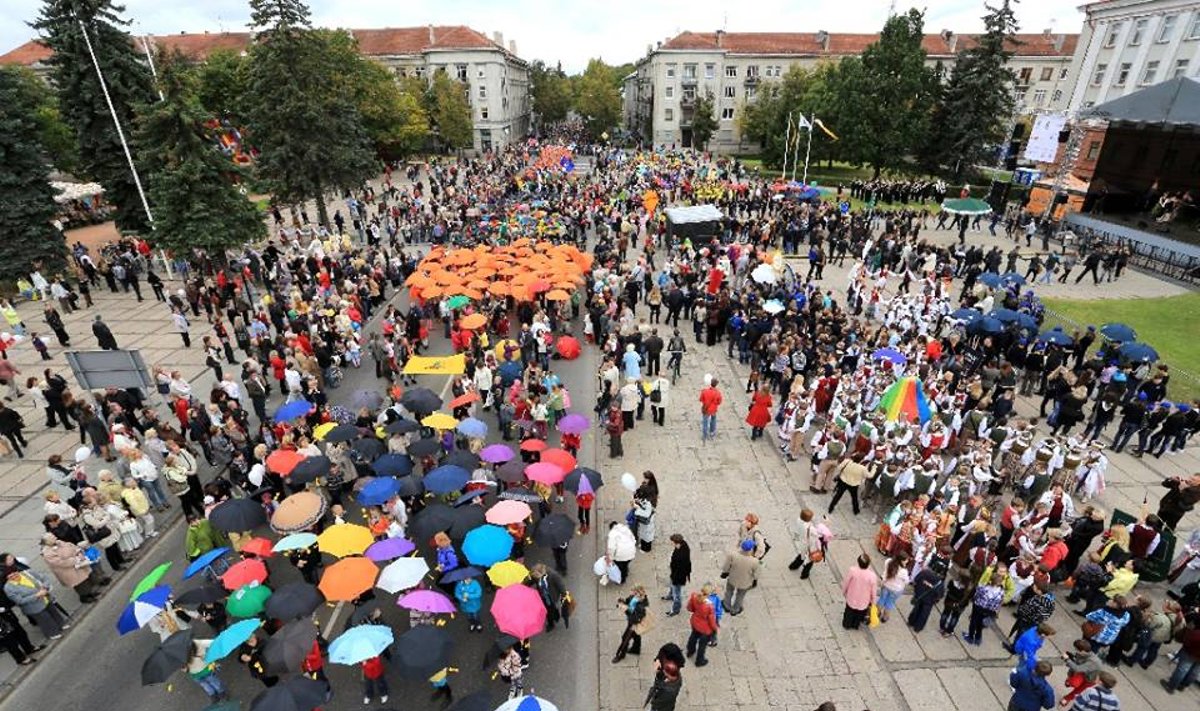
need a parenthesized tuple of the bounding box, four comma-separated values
(745, 392, 773, 428)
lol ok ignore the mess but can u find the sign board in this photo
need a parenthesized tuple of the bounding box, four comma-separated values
(1023, 114, 1068, 163)
(64, 349, 153, 392)
(1012, 168, 1041, 187)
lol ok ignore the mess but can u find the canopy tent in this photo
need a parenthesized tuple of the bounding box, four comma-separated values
(1080, 77, 1200, 127)
(664, 204, 726, 238)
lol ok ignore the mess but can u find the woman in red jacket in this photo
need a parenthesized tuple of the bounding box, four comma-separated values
(745, 385, 773, 440)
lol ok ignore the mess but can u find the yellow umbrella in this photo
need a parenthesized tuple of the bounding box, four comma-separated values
(421, 412, 459, 430)
(313, 422, 337, 441)
(317, 523, 374, 558)
(494, 339, 519, 362)
(487, 560, 529, 588)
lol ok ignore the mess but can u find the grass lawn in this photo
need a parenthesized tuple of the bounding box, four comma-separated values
(1041, 292, 1200, 401)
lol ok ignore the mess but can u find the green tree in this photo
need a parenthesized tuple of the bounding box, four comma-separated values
(739, 65, 821, 168)
(33, 0, 157, 234)
(574, 58, 621, 140)
(194, 48, 249, 121)
(838, 9, 937, 177)
(529, 60, 571, 127)
(136, 53, 265, 259)
(928, 1, 1020, 180)
(426, 69, 473, 152)
(689, 91, 718, 150)
(6, 65, 79, 174)
(0, 66, 67, 282)
(243, 0, 377, 227)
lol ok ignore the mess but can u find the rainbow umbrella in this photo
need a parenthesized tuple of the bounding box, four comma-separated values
(876, 376, 932, 424)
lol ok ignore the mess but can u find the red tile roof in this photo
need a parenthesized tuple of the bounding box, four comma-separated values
(0, 25, 509, 67)
(660, 31, 1078, 58)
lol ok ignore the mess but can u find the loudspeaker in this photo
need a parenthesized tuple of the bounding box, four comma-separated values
(987, 180, 1011, 209)
(1011, 123, 1027, 139)
(1053, 193, 1069, 205)
(1058, 129, 1070, 143)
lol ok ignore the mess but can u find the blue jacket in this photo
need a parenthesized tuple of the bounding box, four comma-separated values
(436, 546, 459, 572)
(1008, 666, 1054, 711)
(1013, 627, 1044, 670)
(455, 578, 482, 614)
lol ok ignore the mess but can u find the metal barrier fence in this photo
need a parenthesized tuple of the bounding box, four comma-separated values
(1061, 214, 1200, 284)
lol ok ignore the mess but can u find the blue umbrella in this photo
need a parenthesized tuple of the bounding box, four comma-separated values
(183, 547, 231, 580)
(950, 308, 981, 324)
(424, 465, 471, 495)
(453, 489, 488, 507)
(117, 585, 171, 635)
(438, 565, 484, 584)
(497, 361, 522, 387)
(205, 619, 262, 664)
(273, 533, 318, 553)
(1037, 327, 1075, 347)
(969, 316, 1005, 335)
(1119, 342, 1158, 363)
(357, 477, 402, 506)
(1000, 271, 1026, 287)
(329, 624, 394, 665)
(456, 418, 488, 439)
(372, 453, 413, 477)
(1014, 313, 1039, 332)
(977, 272, 1003, 288)
(461, 524, 514, 566)
(990, 308, 1022, 324)
(273, 400, 312, 423)
(871, 348, 907, 366)
(1100, 323, 1137, 342)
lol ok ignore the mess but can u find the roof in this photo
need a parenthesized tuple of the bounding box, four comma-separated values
(0, 25, 513, 67)
(658, 31, 1077, 58)
(1080, 77, 1200, 126)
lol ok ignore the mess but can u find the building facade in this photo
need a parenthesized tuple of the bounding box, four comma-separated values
(623, 30, 1078, 153)
(0, 25, 530, 153)
(1064, 0, 1200, 111)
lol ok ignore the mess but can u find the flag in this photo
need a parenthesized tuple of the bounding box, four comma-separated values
(402, 354, 466, 376)
(813, 118, 839, 141)
(795, 114, 813, 131)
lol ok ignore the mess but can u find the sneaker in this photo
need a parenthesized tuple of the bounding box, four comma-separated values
(49, 635, 62, 640)
(61, 623, 71, 630)
(363, 697, 371, 705)
(380, 696, 388, 703)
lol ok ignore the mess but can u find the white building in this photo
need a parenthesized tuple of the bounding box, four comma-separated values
(623, 30, 1078, 153)
(0, 24, 530, 153)
(1064, 0, 1200, 110)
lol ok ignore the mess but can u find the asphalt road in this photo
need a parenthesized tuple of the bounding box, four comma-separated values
(0, 276, 602, 711)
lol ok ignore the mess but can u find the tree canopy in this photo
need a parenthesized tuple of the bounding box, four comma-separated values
(689, 91, 718, 150)
(574, 58, 621, 139)
(426, 69, 474, 151)
(529, 60, 572, 127)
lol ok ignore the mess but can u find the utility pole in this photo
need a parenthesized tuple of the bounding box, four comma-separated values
(781, 111, 793, 180)
(800, 113, 814, 184)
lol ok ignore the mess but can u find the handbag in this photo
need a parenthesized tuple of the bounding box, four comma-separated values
(631, 609, 655, 635)
(808, 548, 825, 563)
(84, 523, 112, 543)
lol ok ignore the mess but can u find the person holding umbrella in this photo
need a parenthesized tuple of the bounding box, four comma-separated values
(530, 563, 566, 632)
(497, 642, 524, 700)
(186, 639, 229, 702)
(454, 573, 483, 632)
(361, 655, 389, 705)
(238, 633, 278, 688)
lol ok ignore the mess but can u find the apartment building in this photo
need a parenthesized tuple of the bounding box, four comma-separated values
(623, 30, 1078, 153)
(0, 24, 530, 153)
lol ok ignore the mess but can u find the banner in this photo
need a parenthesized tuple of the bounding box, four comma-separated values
(402, 353, 466, 376)
(1023, 114, 1067, 163)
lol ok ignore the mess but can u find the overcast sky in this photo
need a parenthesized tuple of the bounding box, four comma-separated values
(2, 0, 1086, 72)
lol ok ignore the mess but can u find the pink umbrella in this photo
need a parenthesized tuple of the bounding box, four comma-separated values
(485, 500, 532, 526)
(525, 462, 565, 485)
(480, 443, 516, 464)
(364, 538, 417, 562)
(556, 413, 590, 435)
(397, 589, 457, 614)
(491, 585, 546, 640)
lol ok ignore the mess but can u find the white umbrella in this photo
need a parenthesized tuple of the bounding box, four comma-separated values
(762, 300, 785, 315)
(376, 557, 430, 593)
(494, 695, 560, 711)
(750, 263, 777, 285)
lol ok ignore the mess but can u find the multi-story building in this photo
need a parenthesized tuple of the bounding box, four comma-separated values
(0, 24, 530, 153)
(1064, 0, 1200, 111)
(623, 30, 1078, 153)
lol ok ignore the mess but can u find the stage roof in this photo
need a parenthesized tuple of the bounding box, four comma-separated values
(1080, 77, 1200, 126)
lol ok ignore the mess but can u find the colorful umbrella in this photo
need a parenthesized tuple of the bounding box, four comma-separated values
(525, 462, 565, 485)
(456, 417, 488, 439)
(270, 492, 327, 533)
(518, 439, 547, 453)
(940, 197, 992, 215)
(240, 537, 276, 558)
(485, 500, 532, 526)
(876, 376, 933, 424)
(462, 524, 514, 567)
(563, 467, 602, 493)
(556, 413, 590, 434)
(555, 336, 581, 360)
(437, 565, 483, 584)
(329, 624, 394, 665)
(272, 400, 312, 423)
(1100, 323, 1137, 342)
(424, 464, 471, 494)
(449, 392, 482, 409)
(312, 422, 337, 441)
(222, 558, 268, 591)
(490, 585, 546, 640)
(129, 561, 173, 601)
(870, 348, 907, 366)
(273, 532, 318, 553)
(318, 556, 378, 602)
(447, 295, 471, 310)
(364, 537, 417, 562)
(358, 477, 402, 506)
(421, 412, 459, 430)
(226, 582, 272, 618)
(480, 443, 515, 463)
(376, 557, 430, 594)
(397, 589, 457, 614)
(538, 448, 576, 473)
(459, 313, 487, 330)
(205, 618, 262, 663)
(487, 560, 530, 588)
(183, 547, 230, 579)
(117, 585, 171, 635)
(266, 449, 306, 476)
(494, 696, 560, 711)
(372, 453, 413, 477)
(318, 524, 374, 558)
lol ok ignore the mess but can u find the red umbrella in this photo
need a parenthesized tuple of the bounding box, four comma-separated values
(491, 585, 546, 640)
(519, 439, 547, 453)
(528, 279, 551, 294)
(221, 559, 268, 591)
(539, 448, 577, 473)
(448, 392, 480, 409)
(555, 336, 581, 360)
(266, 449, 306, 476)
(525, 462, 565, 485)
(240, 537, 276, 558)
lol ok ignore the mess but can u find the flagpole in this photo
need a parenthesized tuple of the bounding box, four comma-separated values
(801, 113, 814, 185)
(781, 111, 793, 180)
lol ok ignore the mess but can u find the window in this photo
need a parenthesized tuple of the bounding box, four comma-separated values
(723, 85, 736, 98)
(481, 106, 489, 120)
(1140, 60, 1159, 84)
(1190, 14, 1200, 40)
(665, 86, 674, 98)
(1116, 62, 1132, 86)
(705, 64, 715, 79)
(1174, 58, 1191, 77)
(1130, 18, 1148, 45)
(1040, 67, 1054, 81)
(1015, 88, 1027, 103)
(720, 107, 735, 120)
(456, 64, 468, 81)
(1018, 67, 1033, 84)
(745, 85, 756, 99)
(666, 64, 676, 78)
(1091, 63, 1108, 86)
(1104, 22, 1122, 47)
(1157, 15, 1177, 43)
(725, 65, 737, 78)
(682, 86, 695, 101)
(1052, 89, 1063, 103)
(683, 64, 697, 79)
(746, 65, 759, 77)
(1033, 89, 1047, 105)
(1086, 141, 1101, 161)
(478, 67, 486, 79)
(664, 108, 674, 121)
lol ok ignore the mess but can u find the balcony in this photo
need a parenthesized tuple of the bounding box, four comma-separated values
(680, 94, 696, 107)
(744, 75, 759, 86)
(681, 76, 698, 87)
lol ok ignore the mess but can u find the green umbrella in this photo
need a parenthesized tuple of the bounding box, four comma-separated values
(940, 197, 992, 215)
(446, 295, 471, 310)
(225, 582, 272, 618)
(130, 562, 173, 602)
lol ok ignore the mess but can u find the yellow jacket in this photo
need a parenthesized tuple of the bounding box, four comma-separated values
(1102, 568, 1139, 597)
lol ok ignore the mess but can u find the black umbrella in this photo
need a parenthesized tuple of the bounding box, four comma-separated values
(395, 475, 425, 498)
(563, 467, 604, 493)
(444, 450, 479, 471)
(495, 460, 527, 484)
(401, 387, 443, 415)
(448, 690, 494, 711)
(481, 633, 519, 669)
(448, 504, 486, 541)
(438, 565, 484, 584)
(534, 514, 575, 548)
(208, 498, 267, 533)
(261, 618, 319, 676)
(141, 629, 193, 685)
(347, 600, 382, 628)
(289, 456, 331, 485)
(263, 582, 323, 622)
(384, 418, 420, 435)
(323, 424, 360, 443)
(176, 584, 227, 606)
(498, 486, 542, 504)
(410, 503, 456, 541)
(393, 625, 452, 679)
(250, 676, 329, 711)
(350, 389, 385, 411)
(452, 489, 488, 507)
(351, 438, 386, 461)
(407, 437, 441, 457)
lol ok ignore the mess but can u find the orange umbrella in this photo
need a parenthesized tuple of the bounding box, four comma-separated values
(545, 289, 569, 301)
(266, 449, 305, 476)
(461, 288, 484, 300)
(318, 556, 378, 602)
(433, 272, 459, 286)
(539, 448, 577, 472)
(474, 268, 496, 279)
(421, 284, 444, 299)
(529, 279, 552, 294)
(449, 391, 480, 409)
(460, 313, 487, 330)
(488, 282, 511, 296)
(467, 279, 490, 290)
(405, 273, 432, 288)
(553, 281, 576, 290)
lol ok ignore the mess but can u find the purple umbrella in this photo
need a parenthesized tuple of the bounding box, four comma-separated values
(556, 413, 590, 434)
(364, 538, 417, 562)
(397, 589, 457, 614)
(480, 443, 515, 464)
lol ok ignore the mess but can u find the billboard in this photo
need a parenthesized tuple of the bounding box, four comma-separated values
(64, 349, 154, 392)
(1023, 114, 1068, 163)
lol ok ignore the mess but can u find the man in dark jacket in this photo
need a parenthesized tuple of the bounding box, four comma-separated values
(0, 402, 27, 458)
(643, 329, 664, 376)
(91, 316, 118, 350)
(1008, 660, 1055, 711)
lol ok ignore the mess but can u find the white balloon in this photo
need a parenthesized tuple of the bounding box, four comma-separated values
(621, 472, 637, 492)
(74, 446, 92, 464)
